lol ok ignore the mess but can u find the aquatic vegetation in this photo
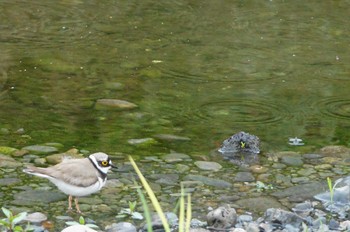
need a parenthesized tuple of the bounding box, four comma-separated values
(327, 177, 334, 204)
(117, 201, 144, 220)
(255, 181, 274, 192)
(65, 216, 99, 229)
(0, 207, 33, 232)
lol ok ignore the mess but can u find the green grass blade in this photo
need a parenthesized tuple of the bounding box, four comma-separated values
(327, 177, 333, 203)
(129, 156, 170, 232)
(185, 193, 192, 232)
(178, 187, 185, 232)
(136, 186, 153, 232)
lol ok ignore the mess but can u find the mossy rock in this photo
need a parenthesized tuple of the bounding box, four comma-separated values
(0, 146, 18, 155)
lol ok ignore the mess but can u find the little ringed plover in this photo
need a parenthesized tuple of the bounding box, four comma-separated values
(23, 152, 116, 213)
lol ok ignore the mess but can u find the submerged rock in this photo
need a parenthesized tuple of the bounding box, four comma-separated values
(95, 99, 138, 110)
(218, 131, 260, 156)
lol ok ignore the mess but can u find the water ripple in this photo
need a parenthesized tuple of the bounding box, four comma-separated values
(197, 99, 289, 124)
(316, 97, 350, 120)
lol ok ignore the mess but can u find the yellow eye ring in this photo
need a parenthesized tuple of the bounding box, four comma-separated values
(101, 160, 108, 166)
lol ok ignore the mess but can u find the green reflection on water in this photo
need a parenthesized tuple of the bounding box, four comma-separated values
(0, 0, 349, 154)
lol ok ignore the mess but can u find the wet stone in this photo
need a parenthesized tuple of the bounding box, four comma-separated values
(13, 189, 66, 206)
(194, 161, 222, 171)
(272, 163, 287, 169)
(162, 152, 191, 162)
(235, 197, 287, 213)
(272, 181, 325, 202)
(149, 173, 179, 185)
(291, 177, 310, 184)
(315, 164, 333, 170)
(185, 174, 232, 188)
(25, 212, 48, 223)
(281, 156, 303, 166)
(303, 153, 323, 159)
(0, 154, 22, 168)
(175, 164, 190, 173)
(234, 172, 255, 182)
(0, 177, 21, 186)
(22, 145, 58, 155)
(297, 168, 316, 176)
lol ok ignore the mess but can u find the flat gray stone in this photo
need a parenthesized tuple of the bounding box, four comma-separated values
(272, 181, 326, 202)
(194, 161, 222, 171)
(13, 189, 66, 206)
(22, 145, 58, 155)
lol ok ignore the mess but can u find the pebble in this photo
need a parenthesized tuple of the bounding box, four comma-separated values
(194, 161, 222, 171)
(234, 172, 255, 182)
(162, 152, 191, 162)
(249, 165, 268, 174)
(0, 154, 22, 168)
(315, 164, 333, 170)
(25, 212, 47, 223)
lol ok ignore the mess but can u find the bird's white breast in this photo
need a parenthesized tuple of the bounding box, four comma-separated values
(48, 176, 107, 197)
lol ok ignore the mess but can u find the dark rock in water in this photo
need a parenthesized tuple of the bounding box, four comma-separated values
(206, 205, 237, 229)
(218, 131, 260, 156)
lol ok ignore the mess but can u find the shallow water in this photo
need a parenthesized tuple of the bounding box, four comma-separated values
(1, 0, 349, 154)
(0, 0, 350, 230)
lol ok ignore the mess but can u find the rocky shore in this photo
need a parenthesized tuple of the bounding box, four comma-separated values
(1, 144, 350, 231)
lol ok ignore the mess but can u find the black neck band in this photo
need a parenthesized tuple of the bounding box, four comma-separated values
(88, 157, 107, 180)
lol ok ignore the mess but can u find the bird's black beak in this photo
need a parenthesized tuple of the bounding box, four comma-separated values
(110, 163, 118, 169)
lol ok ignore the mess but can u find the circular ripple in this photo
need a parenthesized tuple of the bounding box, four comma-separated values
(197, 99, 289, 124)
(317, 98, 350, 119)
